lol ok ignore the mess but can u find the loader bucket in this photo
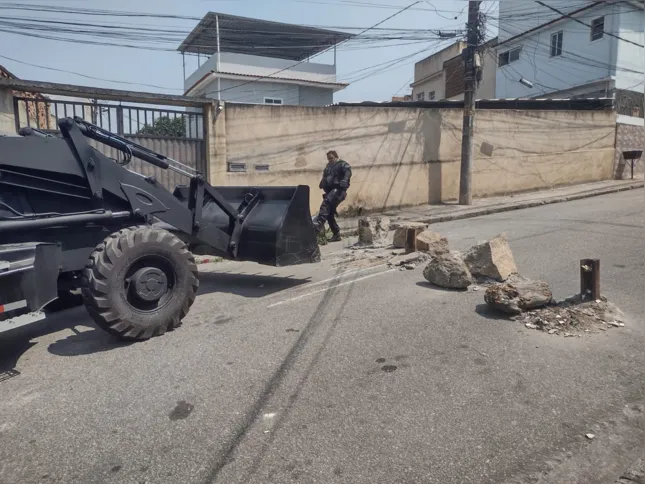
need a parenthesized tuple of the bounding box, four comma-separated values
(0, 243, 61, 333)
(201, 185, 321, 267)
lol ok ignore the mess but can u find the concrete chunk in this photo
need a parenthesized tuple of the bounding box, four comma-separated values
(463, 233, 518, 281)
(392, 222, 428, 248)
(484, 279, 553, 315)
(388, 251, 427, 267)
(423, 251, 473, 289)
(357, 217, 391, 246)
(416, 230, 449, 256)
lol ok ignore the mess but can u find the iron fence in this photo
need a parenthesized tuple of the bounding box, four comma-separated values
(13, 97, 204, 140)
(13, 97, 208, 187)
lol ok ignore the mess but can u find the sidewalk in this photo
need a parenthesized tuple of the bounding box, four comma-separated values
(338, 178, 644, 235)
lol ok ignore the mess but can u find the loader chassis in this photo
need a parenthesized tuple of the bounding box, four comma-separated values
(0, 118, 320, 340)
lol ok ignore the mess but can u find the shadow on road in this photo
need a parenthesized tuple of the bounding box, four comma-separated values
(0, 306, 129, 372)
(198, 271, 311, 298)
(474, 303, 511, 321)
(415, 281, 469, 293)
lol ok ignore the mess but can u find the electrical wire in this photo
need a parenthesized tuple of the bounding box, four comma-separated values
(534, 1, 644, 48)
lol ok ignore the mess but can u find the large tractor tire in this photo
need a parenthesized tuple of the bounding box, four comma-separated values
(81, 226, 199, 341)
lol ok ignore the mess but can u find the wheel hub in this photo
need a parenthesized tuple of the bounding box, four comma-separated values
(131, 267, 169, 302)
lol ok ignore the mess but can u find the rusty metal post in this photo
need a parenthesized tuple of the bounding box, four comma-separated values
(580, 259, 600, 300)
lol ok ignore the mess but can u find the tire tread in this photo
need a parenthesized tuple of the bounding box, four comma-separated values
(81, 226, 199, 341)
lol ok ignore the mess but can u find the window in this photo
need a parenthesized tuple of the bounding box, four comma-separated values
(428, 91, 436, 100)
(416, 92, 425, 101)
(228, 163, 247, 172)
(498, 46, 522, 66)
(591, 16, 604, 41)
(254, 164, 270, 172)
(264, 97, 283, 105)
(550, 31, 563, 57)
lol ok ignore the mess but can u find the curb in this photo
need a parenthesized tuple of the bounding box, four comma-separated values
(339, 182, 643, 235)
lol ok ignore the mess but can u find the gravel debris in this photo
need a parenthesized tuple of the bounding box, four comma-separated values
(513, 294, 625, 336)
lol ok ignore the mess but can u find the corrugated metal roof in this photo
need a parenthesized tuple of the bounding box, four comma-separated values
(178, 12, 354, 61)
(335, 98, 615, 110)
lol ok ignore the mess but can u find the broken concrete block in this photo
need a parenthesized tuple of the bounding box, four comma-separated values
(416, 230, 449, 256)
(484, 280, 553, 315)
(357, 217, 390, 246)
(388, 251, 427, 267)
(423, 251, 473, 289)
(463, 233, 518, 281)
(392, 222, 428, 248)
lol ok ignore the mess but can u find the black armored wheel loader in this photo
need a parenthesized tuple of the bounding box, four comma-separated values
(0, 117, 320, 340)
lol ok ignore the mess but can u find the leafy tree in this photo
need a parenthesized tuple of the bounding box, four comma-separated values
(137, 116, 186, 137)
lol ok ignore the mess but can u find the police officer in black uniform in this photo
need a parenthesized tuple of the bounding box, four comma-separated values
(314, 150, 352, 242)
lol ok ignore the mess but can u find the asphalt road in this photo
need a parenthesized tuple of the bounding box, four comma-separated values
(0, 190, 643, 484)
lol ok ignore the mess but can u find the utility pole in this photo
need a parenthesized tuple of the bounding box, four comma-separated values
(459, 1, 481, 205)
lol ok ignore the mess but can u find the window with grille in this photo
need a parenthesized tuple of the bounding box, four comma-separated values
(550, 31, 563, 57)
(428, 91, 436, 100)
(591, 16, 604, 41)
(264, 97, 283, 105)
(416, 92, 425, 101)
(228, 163, 247, 172)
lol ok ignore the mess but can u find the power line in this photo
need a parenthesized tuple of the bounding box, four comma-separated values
(0, 53, 184, 91)
(534, 1, 644, 48)
(207, 1, 434, 97)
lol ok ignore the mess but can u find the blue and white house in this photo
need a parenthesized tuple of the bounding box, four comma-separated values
(494, 0, 644, 116)
(178, 13, 353, 107)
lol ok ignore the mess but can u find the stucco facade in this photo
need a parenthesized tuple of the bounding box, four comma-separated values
(185, 52, 344, 107)
(209, 103, 617, 214)
(411, 39, 497, 102)
(495, 1, 644, 102)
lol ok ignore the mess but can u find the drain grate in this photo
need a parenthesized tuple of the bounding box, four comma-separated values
(0, 369, 20, 382)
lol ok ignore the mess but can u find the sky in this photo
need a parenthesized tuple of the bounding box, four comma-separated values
(0, 0, 499, 103)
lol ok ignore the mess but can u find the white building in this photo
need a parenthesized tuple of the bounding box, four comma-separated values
(178, 13, 352, 107)
(494, 0, 644, 116)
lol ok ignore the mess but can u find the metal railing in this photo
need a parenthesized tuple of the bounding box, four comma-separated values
(13, 97, 204, 140)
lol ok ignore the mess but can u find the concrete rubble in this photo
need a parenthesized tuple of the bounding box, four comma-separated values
(392, 222, 428, 248)
(423, 251, 473, 289)
(416, 230, 450, 255)
(357, 217, 391, 247)
(512, 295, 626, 336)
(463, 233, 518, 282)
(388, 251, 428, 268)
(484, 278, 553, 314)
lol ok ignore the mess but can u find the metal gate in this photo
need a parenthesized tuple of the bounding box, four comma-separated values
(13, 97, 206, 190)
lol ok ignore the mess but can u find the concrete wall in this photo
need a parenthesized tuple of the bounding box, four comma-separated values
(614, 117, 645, 179)
(217, 78, 299, 105)
(478, 47, 497, 99)
(196, 78, 333, 107)
(185, 52, 337, 92)
(299, 85, 333, 106)
(496, 2, 618, 98)
(0, 87, 15, 135)
(210, 103, 617, 214)
(412, 42, 465, 101)
(615, 3, 645, 91)
(497, 1, 596, 42)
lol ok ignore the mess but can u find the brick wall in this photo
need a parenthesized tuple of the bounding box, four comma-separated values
(614, 122, 645, 179)
(616, 90, 644, 118)
(0, 66, 52, 129)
